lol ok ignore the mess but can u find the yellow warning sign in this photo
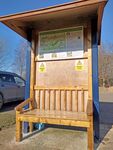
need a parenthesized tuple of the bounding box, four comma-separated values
(39, 62, 46, 73)
(75, 60, 84, 71)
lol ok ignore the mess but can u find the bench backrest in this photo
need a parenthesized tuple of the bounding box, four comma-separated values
(35, 87, 88, 112)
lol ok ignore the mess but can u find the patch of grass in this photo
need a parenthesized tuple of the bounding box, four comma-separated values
(0, 113, 15, 129)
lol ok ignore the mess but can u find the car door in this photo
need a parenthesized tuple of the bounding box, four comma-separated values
(14, 76, 25, 100)
(0, 74, 18, 101)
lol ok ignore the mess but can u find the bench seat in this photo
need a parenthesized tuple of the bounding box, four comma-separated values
(15, 94, 93, 149)
(17, 109, 90, 128)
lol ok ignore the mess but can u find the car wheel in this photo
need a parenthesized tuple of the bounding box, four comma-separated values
(0, 94, 3, 109)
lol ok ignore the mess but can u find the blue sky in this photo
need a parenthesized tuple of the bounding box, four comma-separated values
(0, 0, 112, 43)
(101, 0, 113, 44)
(0, 0, 112, 71)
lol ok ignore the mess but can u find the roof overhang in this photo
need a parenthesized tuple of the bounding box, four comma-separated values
(0, 0, 107, 44)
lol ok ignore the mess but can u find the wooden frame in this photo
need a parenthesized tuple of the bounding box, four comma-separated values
(15, 23, 93, 149)
(37, 26, 84, 61)
(15, 87, 93, 149)
(0, 1, 107, 150)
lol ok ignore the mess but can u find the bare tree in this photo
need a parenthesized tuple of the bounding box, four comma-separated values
(12, 40, 28, 79)
(99, 44, 113, 87)
(0, 38, 11, 70)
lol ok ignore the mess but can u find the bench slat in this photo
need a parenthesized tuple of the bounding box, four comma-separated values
(35, 87, 88, 113)
(20, 109, 89, 122)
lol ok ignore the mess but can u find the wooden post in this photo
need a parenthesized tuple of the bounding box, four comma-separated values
(91, 18, 100, 140)
(23, 29, 32, 134)
(16, 111, 22, 142)
(29, 30, 37, 132)
(87, 21, 94, 150)
(87, 116, 94, 150)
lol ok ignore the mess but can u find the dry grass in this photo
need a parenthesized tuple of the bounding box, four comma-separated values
(0, 110, 15, 129)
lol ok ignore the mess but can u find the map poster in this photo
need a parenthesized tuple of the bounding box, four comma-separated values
(38, 26, 84, 60)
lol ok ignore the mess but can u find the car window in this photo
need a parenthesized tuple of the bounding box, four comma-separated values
(14, 76, 25, 86)
(0, 74, 15, 83)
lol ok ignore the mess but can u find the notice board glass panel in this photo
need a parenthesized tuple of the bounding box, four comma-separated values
(37, 26, 84, 60)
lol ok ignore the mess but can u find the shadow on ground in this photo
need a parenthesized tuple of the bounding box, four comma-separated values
(100, 102, 113, 124)
(0, 100, 23, 113)
(95, 102, 113, 149)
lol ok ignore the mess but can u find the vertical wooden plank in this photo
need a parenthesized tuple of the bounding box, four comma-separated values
(84, 90, 88, 112)
(61, 90, 66, 111)
(84, 27, 88, 53)
(48, 90, 50, 110)
(29, 30, 37, 132)
(81, 89, 84, 112)
(66, 90, 72, 111)
(16, 112, 22, 142)
(54, 90, 56, 110)
(37, 90, 40, 109)
(70, 90, 72, 111)
(52, 90, 55, 110)
(64, 90, 66, 111)
(42, 89, 45, 110)
(30, 30, 36, 108)
(78, 90, 81, 112)
(57, 90, 61, 111)
(16, 121, 22, 142)
(72, 90, 76, 112)
(50, 90, 55, 110)
(56, 90, 59, 111)
(45, 90, 48, 110)
(87, 21, 94, 149)
(66, 90, 69, 111)
(88, 21, 93, 100)
(61, 90, 63, 111)
(29, 122, 33, 133)
(76, 90, 78, 112)
(87, 117, 94, 150)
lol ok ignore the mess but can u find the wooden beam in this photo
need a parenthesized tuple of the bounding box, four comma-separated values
(34, 86, 88, 91)
(15, 98, 33, 111)
(18, 116, 90, 128)
(0, 0, 107, 22)
(3, 21, 27, 39)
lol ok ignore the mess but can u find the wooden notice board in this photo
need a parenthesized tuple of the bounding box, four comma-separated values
(35, 26, 88, 88)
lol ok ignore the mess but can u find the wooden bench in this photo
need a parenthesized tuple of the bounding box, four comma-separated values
(15, 87, 93, 149)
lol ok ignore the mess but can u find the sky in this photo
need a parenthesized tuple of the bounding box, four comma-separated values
(0, 0, 112, 71)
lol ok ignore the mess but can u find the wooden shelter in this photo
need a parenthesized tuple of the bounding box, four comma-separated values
(0, 0, 107, 149)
